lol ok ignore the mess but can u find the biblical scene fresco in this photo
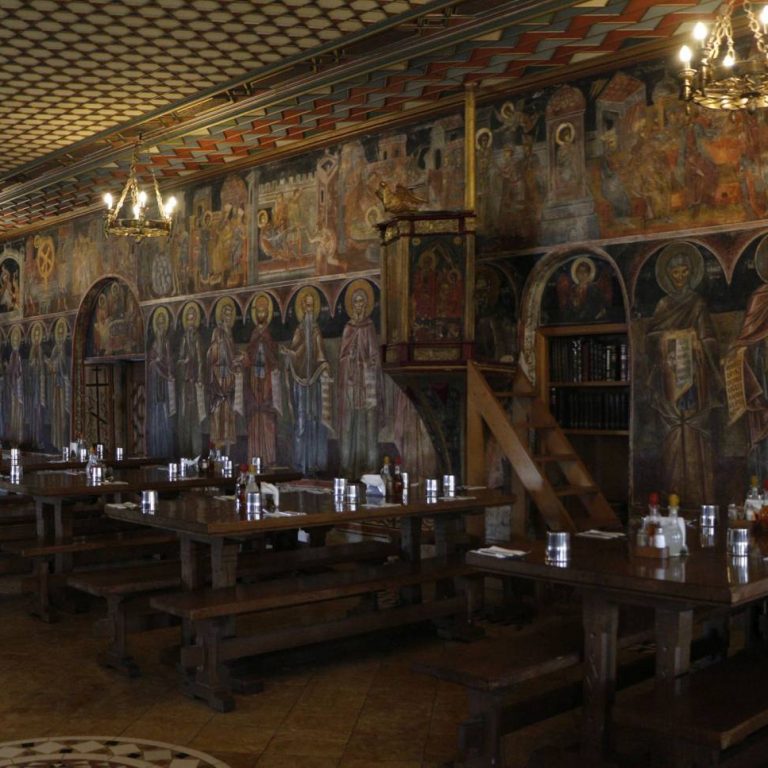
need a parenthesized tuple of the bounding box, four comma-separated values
(410, 236, 465, 342)
(0, 250, 21, 319)
(10, 50, 768, 500)
(85, 279, 143, 358)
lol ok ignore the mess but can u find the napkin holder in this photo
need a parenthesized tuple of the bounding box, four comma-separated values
(361, 473, 385, 496)
(261, 482, 279, 509)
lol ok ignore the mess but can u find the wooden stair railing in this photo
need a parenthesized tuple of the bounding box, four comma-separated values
(466, 360, 621, 533)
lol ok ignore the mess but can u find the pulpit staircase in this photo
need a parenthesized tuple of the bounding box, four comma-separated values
(466, 361, 621, 533)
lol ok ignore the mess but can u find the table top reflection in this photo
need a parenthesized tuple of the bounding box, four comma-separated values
(0, 451, 172, 472)
(104, 487, 516, 537)
(0, 465, 300, 498)
(467, 525, 768, 608)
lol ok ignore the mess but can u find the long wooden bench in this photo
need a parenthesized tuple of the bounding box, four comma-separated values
(614, 646, 768, 767)
(151, 556, 479, 711)
(10, 529, 179, 622)
(67, 560, 183, 677)
(66, 539, 402, 677)
(412, 612, 656, 768)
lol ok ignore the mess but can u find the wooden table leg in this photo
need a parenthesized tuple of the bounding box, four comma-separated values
(399, 516, 422, 604)
(179, 535, 204, 589)
(581, 591, 619, 759)
(34, 499, 47, 538)
(655, 607, 693, 691)
(53, 500, 72, 573)
(210, 538, 239, 589)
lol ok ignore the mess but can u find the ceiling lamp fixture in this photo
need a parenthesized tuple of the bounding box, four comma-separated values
(103, 145, 176, 241)
(679, 0, 768, 112)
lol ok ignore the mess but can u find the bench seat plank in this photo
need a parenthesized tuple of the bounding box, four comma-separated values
(151, 557, 474, 621)
(614, 647, 768, 752)
(5, 529, 178, 557)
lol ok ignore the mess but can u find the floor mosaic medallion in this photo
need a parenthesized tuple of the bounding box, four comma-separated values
(0, 737, 230, 768)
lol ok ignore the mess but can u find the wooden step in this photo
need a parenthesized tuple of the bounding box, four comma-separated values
(532, 453, 577, 464)
(553, 485, 598, 497)
(513, 420, 558, 432)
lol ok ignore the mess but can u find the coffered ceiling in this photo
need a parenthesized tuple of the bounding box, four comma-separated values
(0, 0, 719, 239)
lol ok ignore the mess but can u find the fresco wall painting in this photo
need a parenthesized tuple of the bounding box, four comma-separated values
(7, 54, 768, 505)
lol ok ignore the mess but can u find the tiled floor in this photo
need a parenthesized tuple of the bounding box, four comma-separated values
(0, 592, 589, 768)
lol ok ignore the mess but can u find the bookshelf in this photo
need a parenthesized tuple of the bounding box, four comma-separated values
(535, 322, 630, 517)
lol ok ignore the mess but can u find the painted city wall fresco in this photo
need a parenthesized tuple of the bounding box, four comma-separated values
(7, 51, 768, 494)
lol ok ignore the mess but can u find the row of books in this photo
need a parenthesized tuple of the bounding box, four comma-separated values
(548, 337, 629, 383)
(549, 388, 630, 431)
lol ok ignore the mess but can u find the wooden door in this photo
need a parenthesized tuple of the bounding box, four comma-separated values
(83, 360, 145, 454)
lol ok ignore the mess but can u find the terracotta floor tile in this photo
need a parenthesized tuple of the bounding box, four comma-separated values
(278, 707, 358, 736)
(261, 730, 349, 760)
(254, 754, 340, 768)
(342, 732, 426, 763)
(120, 716, 208, 744)
(191, 721, 275, 755)
(340, 761, 423, 768)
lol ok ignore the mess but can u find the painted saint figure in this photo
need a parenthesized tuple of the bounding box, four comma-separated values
(7, 325, 23, 444)
(147, 307, 176, 457)
(27, 322, 47, 448)
(281, 286, 332, 475)
(245, 293, 279, 465)
(207, 297, 241, 456)
(556, 256, 612, 323)
(337, 280, 382, 478)
(176, 302, 206, 458)
(645, 243, 721, 505)
(46, 318, 70, 451)
(726, 238, 768, 474)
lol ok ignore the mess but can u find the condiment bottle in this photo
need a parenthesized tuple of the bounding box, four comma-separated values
(665, 493, 684, 556)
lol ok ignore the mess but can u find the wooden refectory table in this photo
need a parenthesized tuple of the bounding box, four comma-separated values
(466, 526, 768, 759)
(104, 486, 516, 589)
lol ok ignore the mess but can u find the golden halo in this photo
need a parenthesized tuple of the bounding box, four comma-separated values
(181, 301, 201, 329)
(214, 296, 237, 326)
(570, 256, 597, 284)
(9, 324, 22, 348)
(250, 292, 274, 325)
(53, 317, 69, 341)
(365, 205, 380, 228)
(555, 121, 575, 146)
(344, 279, 374, 318)
(655, 241, 704, 295)
(152, 306, 171, 335)
(257, 209, 270, 228)
(499, 101, 515, 120)
(475, 127, 493, 150)
(295, 286, 321, 322)
(30, 321, 45, 344)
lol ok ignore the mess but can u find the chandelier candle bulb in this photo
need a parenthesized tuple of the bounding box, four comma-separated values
(679, 1, 768, 111)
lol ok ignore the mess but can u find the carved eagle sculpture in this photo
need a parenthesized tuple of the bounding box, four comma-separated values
(376, 180, 427, 213)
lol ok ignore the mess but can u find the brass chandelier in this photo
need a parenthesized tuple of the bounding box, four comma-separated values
(103, 146, 177, 241)
(679, 0, 768, 111)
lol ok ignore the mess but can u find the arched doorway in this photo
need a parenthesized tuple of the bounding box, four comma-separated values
(72, 277, 146, 453)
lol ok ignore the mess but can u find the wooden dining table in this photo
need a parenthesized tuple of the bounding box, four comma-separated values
(0, 451, 173, 473)
(104, 486, 516, 589)
(466, 524, 768, 759)
(0, 465, 301, 556)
